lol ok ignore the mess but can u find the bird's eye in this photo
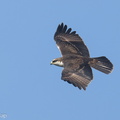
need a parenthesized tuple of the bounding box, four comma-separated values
(53, 60, 57, 63)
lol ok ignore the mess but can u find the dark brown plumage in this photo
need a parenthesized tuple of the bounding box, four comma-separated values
(51, 23, 113, 90)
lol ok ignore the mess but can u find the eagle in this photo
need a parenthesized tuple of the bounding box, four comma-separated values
(50, 23, 113, 90)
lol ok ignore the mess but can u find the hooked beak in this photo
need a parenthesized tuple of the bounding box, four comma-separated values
(50, 61, 53, 65)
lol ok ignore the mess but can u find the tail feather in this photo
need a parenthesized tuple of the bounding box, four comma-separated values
(89, 56, 113, 74)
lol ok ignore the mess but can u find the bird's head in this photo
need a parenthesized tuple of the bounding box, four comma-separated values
(50, 58, 64, 67)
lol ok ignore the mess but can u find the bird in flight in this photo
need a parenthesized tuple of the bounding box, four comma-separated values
(50, 23, 113, 90)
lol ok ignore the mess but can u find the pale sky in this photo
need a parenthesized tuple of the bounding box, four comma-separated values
(0, 0, 119, 120)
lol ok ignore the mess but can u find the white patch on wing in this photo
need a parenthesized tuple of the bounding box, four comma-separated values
(56, 45, 62, 56)
(57, 45, 60, 50)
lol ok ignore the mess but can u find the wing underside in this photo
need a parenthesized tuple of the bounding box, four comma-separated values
(54, 23, 90, 57)
(62, 65, 93, 90)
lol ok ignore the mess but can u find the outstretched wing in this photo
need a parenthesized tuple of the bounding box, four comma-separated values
(54, 23, 90, 57)
(61, 65, 93, 90)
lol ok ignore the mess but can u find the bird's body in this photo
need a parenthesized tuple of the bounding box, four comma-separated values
(51, 23, 113, 90)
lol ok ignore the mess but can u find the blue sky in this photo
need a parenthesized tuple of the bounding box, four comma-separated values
(0, 0, 119, 120)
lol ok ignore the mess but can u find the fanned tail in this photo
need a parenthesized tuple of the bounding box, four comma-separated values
(89, 56, 113, 74)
